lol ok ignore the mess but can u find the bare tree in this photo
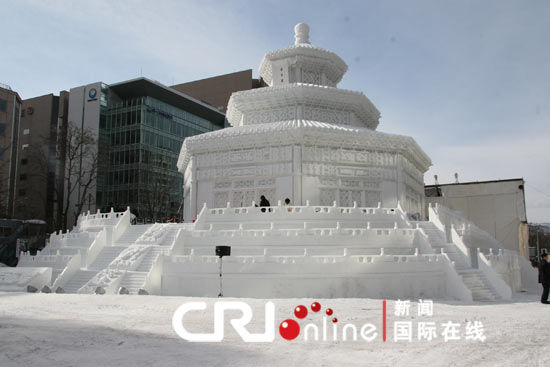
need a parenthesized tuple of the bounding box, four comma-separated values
(60, 122, 100, 230)
(22, 122, 99, 231)
(141, 168, 177, 222)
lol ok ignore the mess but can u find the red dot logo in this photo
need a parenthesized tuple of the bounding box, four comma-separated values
(294, 305, 308, 319)
(332, 317, 338, 323)
(311, 302, 321, 312)
(279, 319, 300, 340)
(325, 308, 333, 316)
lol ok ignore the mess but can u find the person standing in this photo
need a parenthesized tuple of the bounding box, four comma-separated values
(284, 198, 292, 212)
(259, 195, 271, 213)
(539, 253, 550, 304)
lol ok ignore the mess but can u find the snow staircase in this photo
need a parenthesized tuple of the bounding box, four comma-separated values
(118, 272, 147, 294)
(135, 247, 166, 272)
(89, 246, 126, 270)
(62, 270, 96, 293)
(418, 222, 469, 270)
(159, 225, 180, 247)
(418, 221, 500, 301)
(458, 270, 500, 301)
(115, 224, 153, 246)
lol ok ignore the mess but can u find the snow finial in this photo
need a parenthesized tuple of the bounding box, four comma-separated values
(294, 23, 310, 45)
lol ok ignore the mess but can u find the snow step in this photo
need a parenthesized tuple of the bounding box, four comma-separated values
(458, 271, 500, 301)
(89, 246, 126, 270)
(159, 226, 180, 247)
(135, 247, 167, 272)
(119, 272, 147, 293)
(114, 224, 154, 246)
(62, 270, 97, 293)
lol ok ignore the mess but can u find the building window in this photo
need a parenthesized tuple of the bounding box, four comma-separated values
(19, 174, 27, 181)
(23, 129, 30, 135)
(18, 189, 26, 196)
(0, 99, 7, 112)
(22, 144, 29, 150)
(0, 124, 5, 136)
(21, 158, 28, 165)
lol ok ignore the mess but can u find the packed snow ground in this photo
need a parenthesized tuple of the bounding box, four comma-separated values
(1, 292, 549, 367)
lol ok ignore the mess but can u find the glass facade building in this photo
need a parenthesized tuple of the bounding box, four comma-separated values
(95, 79, 225, 221)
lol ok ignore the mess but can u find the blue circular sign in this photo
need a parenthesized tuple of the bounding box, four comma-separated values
(88, 88, 97, 99)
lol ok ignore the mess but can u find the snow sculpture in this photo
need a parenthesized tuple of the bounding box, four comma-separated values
(178, 24, 431, 221)
(8, 24, 536, 302)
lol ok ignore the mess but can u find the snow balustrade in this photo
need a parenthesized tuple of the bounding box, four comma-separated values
(85, 229, 107, 268)
(51, 252, 81, 290)
(190, 202, 414, 245)
(77, 207, 131, 231)
(484, 248, 537, 292)
(46, 231, 98, 251)
(195, 201, 411, 228)
(187, 226, 418, 248)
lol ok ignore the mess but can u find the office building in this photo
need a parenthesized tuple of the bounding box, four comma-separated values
(171, 69, 265, 114)
(0, 84, 22, 217)
(13, 93, 69, 227)
(66, 78, 225, 227)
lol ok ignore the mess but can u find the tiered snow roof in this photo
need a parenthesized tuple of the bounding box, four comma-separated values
(226, 23, 380, 130)
(177, 120, 431, 172)
(226, 83, 380, 129)
(258, 23, 348, 87)
(178, 23, 431, 173)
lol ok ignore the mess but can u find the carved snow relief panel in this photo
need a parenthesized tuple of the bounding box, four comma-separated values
(302, 106, 350, 125)
(244, 107, 296, 125)
(301, 70, 322, 85)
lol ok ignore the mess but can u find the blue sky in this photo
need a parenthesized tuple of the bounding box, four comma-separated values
(1, 0, 549, 222)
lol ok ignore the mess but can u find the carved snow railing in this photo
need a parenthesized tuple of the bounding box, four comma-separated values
(77, 207, 129, 230)
(195, 201, 409, 231)
(85, 228, 107, 268)
(477, 250, 512, 300)
(111, 207, 132, 244)
(52, 252, 82, 289)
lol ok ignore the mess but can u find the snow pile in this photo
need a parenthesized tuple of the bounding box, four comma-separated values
(0, 267, 51, 292)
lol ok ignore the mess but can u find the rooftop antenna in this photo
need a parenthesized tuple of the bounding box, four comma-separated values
(454, 173, 459, 184)
(434, 174, 439, 185)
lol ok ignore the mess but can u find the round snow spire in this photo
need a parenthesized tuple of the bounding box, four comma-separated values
(294, 23, 310, 45)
